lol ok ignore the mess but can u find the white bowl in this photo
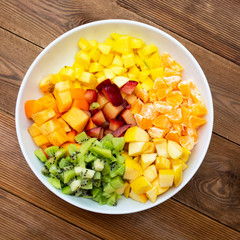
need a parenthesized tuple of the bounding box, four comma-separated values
(15, 19, 213, 214)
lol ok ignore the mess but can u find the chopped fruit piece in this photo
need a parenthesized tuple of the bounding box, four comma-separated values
(92, 110, 106, 126)
(172, 164, 183, 187)
(38, 119, 61, 135)
(153, 101, 173, 113)
(104, 129, 113, 136)
(155, 156, 170, 170)
(28, 123, 41, 137)
(148, 127, 168, 139)
(39, 74, 55, 94)
(58, 118, 71, 132)
(33, 134, 50, 147)
(25, 100, 42, 119)
(86, 127, 102, 139)
(125, 94, 137, 105)
(164, 76, 181, 88)
(130, 98, 143, 114)
(130, 176, 152, 195)
(32, 108, 56, 125)
(142, 43, 158, 55)
(86, 118, 97, 130)
(55, 91, 72, 113)
(165, 130, 180, 143)
(152, 178, 169, 195)
(67, 129, 77, 143)
(55, 81, 71, 93)
(121, 109, 137, 126)
(115, 182, 129, 195)
(165, 108, 182, 123)
(179, 136, 195, 150)
(178, 80, 191, 98)
(144, 165, 158, 182)
(124, 183, 131, 198)
(189, 115, 207, 129)
(121, 81, 138, 95)
(179, 147, 191, 163)
(167, 140, 183, 159)
(146, 186, 158, 203)
(135, 114, 153, 130)
(102, 84, 123, 106)
(70, 88, 85, 100)
(97, 92, 109, 109)
(128, 142, 147, 156)
(154, 138, 168, 157)
(109, 119, 124, 131)
(72, 98, 89, 111)
(129, 190, 147, 203)
(123, 157, 143, 180)
(84, 89, 97, 104)
(124, 126, 149, 142)
(96, 79, 111, 92)
(48, 129, 69, 146)
(136, 88, 148, 102)
(140, 103, 158, 120)
(142, 142, 155, 154)
(62, 107, 89, 132)
(122, 53, 135, 68)
(113, 76, 129, 88)
(141, 153, 157, 170)
(166, 91, 183, 108)
(103, 102, 123, 121)
(112, 124, 131, 137)
(159, 169, 174, 187)
(152, 115, 172, 129)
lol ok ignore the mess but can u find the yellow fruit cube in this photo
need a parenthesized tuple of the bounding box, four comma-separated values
(88, 39, 98, 48)
(47, 129, 68, 146)
(130, 38, 144, 49)
(123, 158, 143, 180)
(39, 74, 55, 94)
(75, 50, 91, 70)
(130, 176, 152, 195)
(122, 152, 133, 161)
(89, 62, 104, 73)
(28, 123, 41, 137)
(167, 140, 183, 159)
(110, 66, 127, 76)
(33, 134, 50, 147)
(141, 77, 154, 91)
(171, 159, 188, 171)
(129, 65, 140, 77)
(159, 169, 174, 187)
(144, 57, 154, 69)
(98, 43, 112, 55)
(124, 183, 131, 198)
(103, 68, 116, 79)
(73, 80, 82, 88)
(129, 190, 147, 203)
(31, 108, 56, 126)
(55, 91, 72, 113)
(154, 138, 168, 157)
(89, 48, 101, 62)
(115, 182, 129, 195)
(38, 119, 61, 136)
(134, 55, 144, 66)
(54, 81, 71, 93)
(122, 53, 135, 68)
(104, 37, 114, 46)
(113, 35, 131, 54)
(146, 186, 158, 203)
(62, 107, 89, 132)
(128, 142, 147, 157)
(179, 147, 191, 163)
(112, 54, 123, 67)
(150, 67, 164, 80)
(173, 164, 183, 187)
(144, 165, 158, 182)
(99, 53, 114, 67)
(142, 43, 158, 55)
(138, 71, 149, 83)
(77, 71, 95, 84)
(58, 117, 71, 132)
(155, 156, 171, 170)
(113, 76, 129, 88)
(110, 33, 121, 40)
(59, 67, 75, 81)
(151, 52, 162, 68)
(142, 142, 155, 154)
(78, 37, 92, 51)
(128, 73, 137, 80)
(124, 126, 150, 142)
(141, 153, 157, 170)
(152, 178, 169, 195)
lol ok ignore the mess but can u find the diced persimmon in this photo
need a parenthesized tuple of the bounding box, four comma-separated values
(62, 107, 89, 132)
(28, 123, 41, 137)
(70, 88, 85, 100)
(31, 108, 56, 125)
(38, 118, 61, 135)
(130, 98, 143, 114)
(55, 90, 72, 113)
(47, 129, 69, 146)
(38, 94, 56, 109)
(52, 104, 62, 118)
(86, 118, 97, 130)
(58, 117, 71, 132)
(25, 100, 44, 119)
(33, 134, 51, 147)
(135, 114, 153, 130)
(72, 98, 89, 111)
(67, 129, 77, 143)
(152, 115, 172, 129)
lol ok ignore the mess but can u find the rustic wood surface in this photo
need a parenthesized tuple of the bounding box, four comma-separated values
(0, 0, 239, 239)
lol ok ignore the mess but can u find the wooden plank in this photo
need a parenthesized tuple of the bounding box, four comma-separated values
(0, 109, 239, 235)
(117, 0, 240, 65)
(0, 2, 240, 143)
(0, 189, 100, 240)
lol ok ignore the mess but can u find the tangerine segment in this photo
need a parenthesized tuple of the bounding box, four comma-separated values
(164, 76, 181, 89)
(148, 89, 158, 102)
(156, 88, 168, 101)
(166, 91, 183, 108)
(169, 61, 183, 72)
(172, 123, 182, 135)
(178, 80, 191, 98)
(148, 127, 169, 139)
(152, 115, 172, 129)
(189, 116, 207, 129)
(160, 52, 174, 68)
(165, 130, 180, 143)
(183, 127, 198, 141)
(140, 103, 158, 120)
(179, 136, 195, 150)
(164, 68, 181, 77)
(130, 98, 143, 114)
(154, 101, 173, 114)
(136, 88, 149, 103)
(181, 107, 192, 126)
(135, 114, 153, 130)
(153, 78, 167, 90)
(165, 108, 182, 123)
(190, 103, 208, 117)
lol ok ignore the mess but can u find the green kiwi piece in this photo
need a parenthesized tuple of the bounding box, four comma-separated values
(78, 138, 97, 157)
(93, 159, 104, 171)
(93, 171, 101, 180)
(109, 164, 125, 178)
(75, 132, 88, 144)
(55, 148, 67, 161)
(47, 177, 61, 189)
(34, 149, 47, 162)
(98, 195, 108, 205)
(107, 193, 118, 206)
(110, 176, 125, 189)
(62, 185, 73, 195)
(59, 158, 72, 169)
(81, 179, 93, 190)
(102, 161, 110, 175)
(45, 146, 59, 157)
(90, 146, 112, 158)
(103, 183, 115, 194)
(92, 187, 102, 202)
(85, 153, 97, 163)
(63, 169, 76, 184)
(111, 137, 125, 152)
(77, 154, 86, 168)
(93, 179, 101, 188)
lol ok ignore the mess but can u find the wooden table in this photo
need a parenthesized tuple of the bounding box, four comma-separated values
(1, 1, 240, 239)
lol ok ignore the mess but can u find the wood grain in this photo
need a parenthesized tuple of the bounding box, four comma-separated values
(0, 109, 239, 234)
(1, 12, 240, 144)
(117, 0, 240, 65)
(0, 189, 100, 240)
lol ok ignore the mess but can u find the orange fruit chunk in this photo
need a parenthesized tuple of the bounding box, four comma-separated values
(178, 80, 191, 98)
(156, 88, 168, 101)
(164, 68, 181, 77)
(165, 108, 182, 123)
(148, 89, 158, 102)
(166, 91, 183, 108)
(164, 76, 181, 88)
(152, 115, 172, 129)
(165, 130, 180, 143)
(153, 78, 167, 90)
(136, 88, 149, 102)
(140, 103, 158, 120)
(172, 123, 182, 135)
(154, 101, 173, 114)
(183, 127, 198, 141)
(135, 114, 153, 130)
(148, 127, 169, 139)
(190, 103, 208, 117)
(130, 98, 143, 114)
(179, 136, 195, 150)
(189, 116, 207, 129)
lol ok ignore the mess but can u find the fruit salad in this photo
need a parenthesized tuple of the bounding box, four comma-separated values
(25, 33, 207, 206)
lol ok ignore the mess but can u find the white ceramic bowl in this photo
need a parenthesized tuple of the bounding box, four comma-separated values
(16, 19, 213, 214)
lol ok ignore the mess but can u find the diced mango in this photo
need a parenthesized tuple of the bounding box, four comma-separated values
(144, 165, 158, 182)
(89, 62, 104, 73)
(141, 153, 157, 170)
(99, 53, 114, 67)
(150, 67, 164, 80)
(55, 91, 72, 113)
(141, 77, 154, 91)
(31, 108, 56, 126)
(104, 37, 114, 46)
(124, 126, 149, 142)
(142, 142, 155, 154)
(59, 67, 75, 81)
(89, 48, 101, 62)
(159, 169, 174, 187)
(98, 43, 112, 55)
(155, 156, 170, 170)
(122, 53, 135, 68)
(78, 37, 92, 51)
(152, 178, 169, 195)
(142, 43, 158, 55)
(146, 186, 158, 203)
(112, 54, 123, 67)
(179, 147, 191, 163)
(110, 66, 127, 76)
(123, 158, 143, 180)
(103, 68, 115, 79)
(113, 35, 131, 54)
(129, 190, 147, 203)
(172, 164, 183, 187)
(130, 38, 144, 49)
(75, 50, 91, 70)
(54, 81, 72, 93)
(124, 183, 131, 198)
(38, 119, 61, 136)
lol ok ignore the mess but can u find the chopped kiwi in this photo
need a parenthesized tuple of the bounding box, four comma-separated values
(77, 154, 86, 168)
(103, 183, 115, 194)
(111, 137, 125, 152)
(81, 179, 93, 190)
(59, 158, 72, 169)
(110, 176, 125, 189)
(93, 171, 101, 180)
(45, 146, 59, 157)
(34, 149, 47, 162)
(107, 193, 118, 206)
(85, 153, 97, 163)
(63, 169, 76, 184)
(93, 179, 101, 187)
(93, 159, 104, 171)
(90, 146, 112, 158)
(75, 132, 88, 144)
(62, 185, 73, 195)
(89, 102, 100, 110)
(55, 148, 67, 161)
(47, 177, 61, 189)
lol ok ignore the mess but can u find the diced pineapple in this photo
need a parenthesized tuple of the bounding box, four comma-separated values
(104, 37, 114, 46)
(155, 156, 170, 170)
(130, 38, 144, 49)
(112, 54, 123, 67)
(146, 186, 158, 203)
(88, 39, 98, 48)
(113, 76, 129, 88)
(38, 119, 61, 136)
(78, 37, 92, 51)
(98, 53, 114, 67)
(75, 50, 91, 70)
(138, 71, 149, 83)
(109, 66, 127, 76)
(129, 190, 147, 203)
(31, 108, 56, 126)
(33, 134, 50, 147)
(129, 65, 140, 77)
(151, 52, 162, 68)
(122, 53, 135, 68)
(142, 43, 158, 55)
(124, 126, 150, 142)
(73, 80, 82, 88)
(59, 67, 75, 81)
(77, 71, 95, 84)
(103, 68, 115, 79)
(39, 74, 55, 94)
(152, 178, 169, 195)
(172, 164, 183, 187)
(167, 140, 183, 159)
(55, 90, 72, 113)
(98, 43, 112, 55)
(89, 62, 104, 73)
(89, 48, 101, 62)
(130, 176, 152, 195)
(28, 123, 41, 137)
(134, 55, 144, 66)
(123, 158, 143, 180)
(159, 169, 174, 187)
(128, 142, 147, 156)
(113, 35, 131, 54)
(110, 32, 121, 40)
(54, 81, 72, 93)
(144, 165, 158, 182)
(154, 138, 168, 157)
(47, 129, 69, 146)
(62, 107, 89, 132)
(150, 67, 164, 80)
(141, 77, 154, 91)
(141, 153, 157, 170)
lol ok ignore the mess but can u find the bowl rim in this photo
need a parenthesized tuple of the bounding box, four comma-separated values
(15, 19, 214, 214)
